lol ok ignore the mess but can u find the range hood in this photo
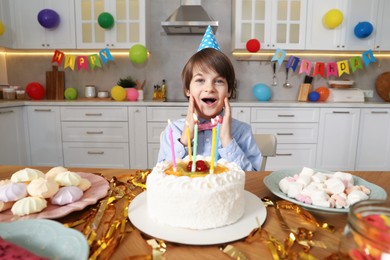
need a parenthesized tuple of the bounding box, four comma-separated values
(161, 0, 218, 35)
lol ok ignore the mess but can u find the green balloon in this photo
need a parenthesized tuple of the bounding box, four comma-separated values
(98, 12, 114, 29)
(129, 44, 148, 64)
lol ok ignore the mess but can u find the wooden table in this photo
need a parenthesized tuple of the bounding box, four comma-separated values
(1, 166, 389, 259)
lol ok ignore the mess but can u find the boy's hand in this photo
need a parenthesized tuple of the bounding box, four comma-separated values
(220, 97, 233, 147)
(180, 95, 197, 146)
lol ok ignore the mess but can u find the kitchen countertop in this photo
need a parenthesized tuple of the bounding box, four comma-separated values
(1, 99, 390, 108)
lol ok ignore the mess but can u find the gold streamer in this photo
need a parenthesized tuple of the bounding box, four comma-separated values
(221, 245, 249, 260)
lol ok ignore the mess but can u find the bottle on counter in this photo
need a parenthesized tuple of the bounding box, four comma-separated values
(161, 79, 167, 101)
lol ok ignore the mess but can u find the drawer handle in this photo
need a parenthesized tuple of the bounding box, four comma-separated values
(87, 151, 104, 155)
(332, 111, 350, 114)
(277, 114, 295, 117)
(276, 153, 292, 156)
(371, 111, 388, 114)
(86, 131, 103, 134)
(180, 114, 187, 117)
(34, 109, 52, 112)
(85, 113, 103, 116)
(0, 110, 14, 114)
(276, 133, 293, 136)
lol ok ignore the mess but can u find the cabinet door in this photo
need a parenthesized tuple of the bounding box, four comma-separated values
(0, 0, 13, 48)
(306, 0, 379, 50)
(374, 0, 390, 50)
(12, 0, 76, 49)
(231, 107, 250, 124)
(356, 109, 390, 170)
(316, 108, 360, 171)
(129, 107, 147, 169)
(27, 106, 63, 166)
(75, 0, 147, 49)
(0, 107, 27, 165)
(233, 0, 307, 50)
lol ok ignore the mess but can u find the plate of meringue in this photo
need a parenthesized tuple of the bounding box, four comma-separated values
(264, 167, 388, 213)
(0, 167, 110, 222)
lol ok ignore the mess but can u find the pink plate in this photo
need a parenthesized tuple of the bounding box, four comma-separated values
(0, 172, 109, 222)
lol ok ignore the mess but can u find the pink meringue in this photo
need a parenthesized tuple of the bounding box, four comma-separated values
(51, 186, 83, 205)
(0, 182, 28, 202)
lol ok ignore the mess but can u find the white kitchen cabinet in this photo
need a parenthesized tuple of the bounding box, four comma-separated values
(306, 0, 379, 51)
(61, 106, 130, 168)
(0, 0, 13, 48)
(231, 107, 250, 125)
(355, 108, 390, 170)
(251, 107, 319, 170)
(75, 0, 148, 49)
(0, 107, 27, 165)
(316, 108, 360, 171)
(128, 107, 148, 169)
(11, 0, 76, 49)
(233, 0, 307, 50)
(373, 0, 390, 50)
(27, 106, 63, 166)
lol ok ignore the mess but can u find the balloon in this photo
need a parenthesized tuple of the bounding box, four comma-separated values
(252, 83, 271, 101)
(315, 86, 330, 101)
(308, 91, 320, 102)
(98, 12, 115, 29)
(354, 21, 374, 39)
(64, 87, 78, 100)
(323, 9, 343, 29)
(111, 85, 126, 101)
(37, 9, 60, 29)
(126, 88, 139, 101)
(246, 39, 261, 52)
(129, 44, 148, 64)
(0, 21, 5, 36)
(26, 82, 45, 100)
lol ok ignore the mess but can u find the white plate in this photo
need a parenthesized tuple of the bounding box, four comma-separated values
(0, 219, 89, 260)
(264, 168, 388, 213)
(128, 191, 267, 245)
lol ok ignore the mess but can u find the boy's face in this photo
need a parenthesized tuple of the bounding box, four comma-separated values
(186, 65, 230, 120)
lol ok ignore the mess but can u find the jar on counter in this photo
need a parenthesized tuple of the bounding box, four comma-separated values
(85, 85, 96, 98)
(339, 200, 390, 260)
(2, 88, 16, 100)
(16, 90, 26, 100)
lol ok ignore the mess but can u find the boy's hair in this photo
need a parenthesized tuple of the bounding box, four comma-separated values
(181, 48, 236, 99)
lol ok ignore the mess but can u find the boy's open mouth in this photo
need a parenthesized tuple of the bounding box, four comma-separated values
(202, 98, 217, 104)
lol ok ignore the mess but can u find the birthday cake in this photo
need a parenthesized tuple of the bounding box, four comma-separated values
(146, 155, 246, 230)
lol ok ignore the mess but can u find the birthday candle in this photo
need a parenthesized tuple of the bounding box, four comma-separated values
(215, 117, 221, 165)
(168, 119, 177, 172)
(185, 121, 192, 161)
(191, 114, 198, 172)
(210, 119, 216, 174)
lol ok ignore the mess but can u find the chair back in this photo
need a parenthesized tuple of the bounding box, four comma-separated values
(254, 134, 277, 171)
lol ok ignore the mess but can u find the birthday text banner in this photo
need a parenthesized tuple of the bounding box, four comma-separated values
(271, 48, 376, 78)
(51, 48, 114, 71)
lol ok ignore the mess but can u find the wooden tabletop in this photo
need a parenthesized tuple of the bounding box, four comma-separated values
(0, 166, 389, 259)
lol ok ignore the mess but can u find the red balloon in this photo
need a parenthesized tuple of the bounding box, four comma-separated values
(246, 39, 261, 52)
(315, 86, 330, 101)
(26, 82, 45, 100)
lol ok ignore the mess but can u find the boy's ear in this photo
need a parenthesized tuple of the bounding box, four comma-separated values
(186, 90, 190, 97)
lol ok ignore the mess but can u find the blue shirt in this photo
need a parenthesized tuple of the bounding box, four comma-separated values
(157, 116, 262, 171)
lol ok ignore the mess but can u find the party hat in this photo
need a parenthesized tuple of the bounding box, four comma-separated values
(197, 25, 221, 52)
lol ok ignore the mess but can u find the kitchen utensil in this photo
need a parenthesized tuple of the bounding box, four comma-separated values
(85, 85, 97, 98)
(283, 67, 292, 88)
(329, 80, 354, 89)
(272, 62, 278, 86)
(46, 65, 65, 100)
(375, 72, 390, 102)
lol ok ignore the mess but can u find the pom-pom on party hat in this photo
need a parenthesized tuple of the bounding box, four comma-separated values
(197, 25, 221, 52)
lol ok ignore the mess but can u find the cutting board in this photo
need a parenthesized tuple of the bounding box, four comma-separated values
(46, 66, 65, 100)
(375, 72, 390, 102)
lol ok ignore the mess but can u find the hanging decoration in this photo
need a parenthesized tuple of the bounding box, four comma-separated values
(354, 21, 374, 39)
(98, 12, 115, 29)
(129, 44, 148, 64)
(0, 21, 5, 36)
(246, 39, 261, 52)
(51, 48, 114, 71)
(323, 9, 343, 29)
(272, 49, 376, 79)
(37, 9, 60, 29)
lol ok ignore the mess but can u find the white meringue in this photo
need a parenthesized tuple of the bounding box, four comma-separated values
(46, 166, 68, 179)
(54, 171, 82, 186)
(11, 168, 45, 183)
(11, 197, 47, 216)
(27, 178, 59, 198)
(77, 178, 92, 191)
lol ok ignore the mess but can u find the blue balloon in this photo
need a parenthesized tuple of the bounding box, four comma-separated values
(308, 91, 320, 102)
(354, 21, 373, 39)
(37, 9, 60, 29)
(253, 83, 271, 101)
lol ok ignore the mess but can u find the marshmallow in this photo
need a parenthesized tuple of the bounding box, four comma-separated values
(325, 177, 346, 195)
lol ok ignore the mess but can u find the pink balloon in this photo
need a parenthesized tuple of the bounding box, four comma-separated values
(126, 88, 139, 101)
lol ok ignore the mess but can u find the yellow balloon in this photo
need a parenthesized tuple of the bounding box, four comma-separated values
(0, 22, 5, 36)
(323, 9, 343, 29)
(111, 85, 127, 101)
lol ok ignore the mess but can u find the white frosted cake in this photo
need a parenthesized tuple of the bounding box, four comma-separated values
(146, 156, 246, 230)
